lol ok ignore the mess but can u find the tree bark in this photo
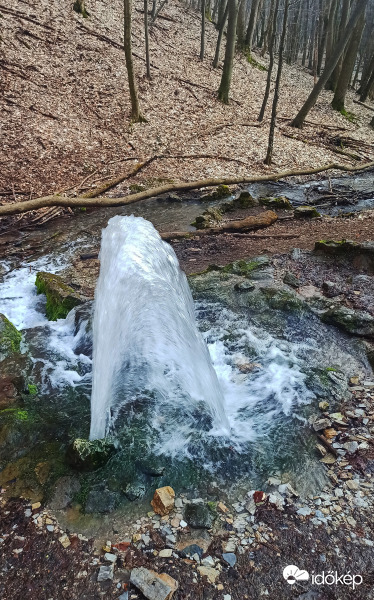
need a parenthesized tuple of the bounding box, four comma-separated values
(245, 0, 261, 52)
(291, 0, 369, 129)
(265, 0, 289, 165)
(359, 50, 374, 102)
(332, 8, 366, 112)
(124, 0, 145, 122)
(200, 0, 206, 59)
(213, 1, 229, 68)
(218, 0, 238, 103)
(258, 0, 280, 121)
(325, 0, 350, 91)
(144, 0, 151, 78)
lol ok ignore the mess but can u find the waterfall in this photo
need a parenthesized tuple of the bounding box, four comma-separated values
(89, 215, 229, 440)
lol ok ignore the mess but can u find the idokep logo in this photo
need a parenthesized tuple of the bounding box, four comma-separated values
(283, 565, 363, 590)
(283, 565, 309, 585)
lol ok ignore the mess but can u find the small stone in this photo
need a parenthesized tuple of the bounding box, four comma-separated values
(97, 564, 114, 582)
(179, 520, 187, 528)
(174, 498, 183, 509)
(312, 418, 332, 432)
(184, 503, 212, 529)
(224, 595, 232, 600)
(159, 549, 173, 558)
(58, 534, 70, 548)
(349, 377, 360, 386)
(130, 567, 178, 600)
(201, 556, 215, 567)
(342, 441, 359, 454)
(151, 487, 175, 516)
(222, 552, 237, 567)
(346, 480, 359, 490)
(104, 553, 117, 563)
(320, 453, 336, 464)
(197, 566, 220, 584)
(223, 539, 237, 553)
(319, 401, 329, 411)
(297, 507, 312, 516)
(46, 525, 54, 532)
(180, 544, 204, 559)
(31, 502, 41, 511)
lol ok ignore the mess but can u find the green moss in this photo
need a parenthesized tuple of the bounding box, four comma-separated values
(201, 185, 231, 201)
(129, 183, 146, 193)
(35, 272, 82, 321)
(339, 108, 357, 124)
(73, 0, 89, 18)
(79, 207, 87, 212)
(28, 384, 38, 396)
(325, 367, 338, 373)
(259, 196, 292, 210)
(244, 50, 267, 71)
(0, 408, 29, 422)
(0, 314, 21, 358)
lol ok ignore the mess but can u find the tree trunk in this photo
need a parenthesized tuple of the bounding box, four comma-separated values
(324, 0, 338, 67)
(151, 0, 157, 19)
(144, 0, 151, 78)
(332, 8, 366, 112)
(291, 0, 369, 129)
(258, 0, 280, 121)
(326, 0, 350, 91)
(359, 50, 374, 101)
(213, 0, 228, 67)
(200, 0, 206, 59)
(245, 0, 261, 52)
(261, 0, 276, 57)
(124, 0, 145, 122)
(265, 0, 289, 165)
(218, 0, 238, 103)
(236, 0, 246, 48)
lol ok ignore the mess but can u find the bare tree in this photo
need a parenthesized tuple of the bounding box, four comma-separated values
(291, 0, 369, 128)
(124, 0, 145, 122)
(144, 0, 151, 78)
(265, 0, 289, 164)
(218, 0, 238, 103)
(213, 1, 229, 67)
(200, 0, 206, 59)
(258, 0, 280, 121)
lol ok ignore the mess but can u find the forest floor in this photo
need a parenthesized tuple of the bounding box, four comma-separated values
(1, 0, 374, 219)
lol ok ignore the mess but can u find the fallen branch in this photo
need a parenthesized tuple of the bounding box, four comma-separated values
(161, 211, 278, 240)
(1, 161, 373, 217)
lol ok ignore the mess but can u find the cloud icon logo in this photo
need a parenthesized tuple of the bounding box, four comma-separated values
(283, 565, 310, 585)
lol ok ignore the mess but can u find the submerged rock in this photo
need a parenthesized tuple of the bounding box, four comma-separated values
(66, 438, 117, 470)
(35, 272, 83, 320)
(85, 488, 118, 513)
(184, 503, 212, 529)
(49, 476, 81, 510)
(151, 486, 175, 515)
(0, 314, 21, 361)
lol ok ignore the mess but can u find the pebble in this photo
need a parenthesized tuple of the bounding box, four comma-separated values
(297, 507, 312, 516)
(179, 520, 187, 528)
(159, 548, 173, 558)
(222, 553, 237, 567)
(46, 525, 54, 532)
(104, 552, 117, 563)
(97, 564, 114, 582)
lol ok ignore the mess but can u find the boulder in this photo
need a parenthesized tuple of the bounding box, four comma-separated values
(0, 314, 21, 361)
(66, 438, 117, 470)
(130, 567, 178, 600)
(35, 272, 83, 320)
(260, 196, 292, 209)
(283, 271, 300, 288)
(322, 306, 374, 339)
(184, 503, 212, 529)
(232, 191, 258, 208)
(294, 206, 320, 219)
(151, 486, 175, 515)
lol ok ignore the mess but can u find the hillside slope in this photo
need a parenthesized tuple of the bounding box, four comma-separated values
(1, 0, 373, 201)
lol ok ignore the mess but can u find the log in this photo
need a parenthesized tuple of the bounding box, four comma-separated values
(161, 211, 278, 240)
(0, 161, 373, 218)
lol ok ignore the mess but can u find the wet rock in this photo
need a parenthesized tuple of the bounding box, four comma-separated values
(85, 489, 118, 514)
(260, 196, 292, 209)
(151, 486, 175, 515)
(184, 503, 212, 529)
(49, 475, 81, 510)
(0, 376, 18, 409)
(66, 438, 117, 470)
(130, 567, 178, 600)
(222, 552, 237, 567)
(0, 314, 21, 361)
(294, 206, 320, 219)
(232, 191, 258, 208)
(318, 401, 329, 411)
(312, 418, 332, 432)
(283, 271, 300, 288)
(124, 481, 146, 501)
(35, 271, 83, 320)
(249, 267, 275, 281)
(234, 280, 255, 292)
(321, 306, 374, 338)
(137, 456, 165, 477)
(322, 281, 341, 298)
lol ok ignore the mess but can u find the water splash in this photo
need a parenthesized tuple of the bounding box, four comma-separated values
(89, 215, 229, 440)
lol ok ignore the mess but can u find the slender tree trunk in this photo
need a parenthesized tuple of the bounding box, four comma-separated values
(258, 0, 280, 121)
(359, 50, 374, 101)
(265, 0, 289, 165)
(317, 0, 329, 76)
(332, 8, 366, 111)
(200, 0, 206, 59)
(213, 1, 228, 67)
(124, 0, 145, 122)
(217, 0, 226, 28)
(324, 0, 338, 67)
(236, 0, 246, 48)
(361, 68, 374, 102)
(151, 0, 157, 19)
(291, 0, 369, 128)
(261, 0, 276, 57)
(144, 0, 151, 78)
(245, 0, 261, 52)
(326, 0, 350, 91)
(218, 0, 238, 103)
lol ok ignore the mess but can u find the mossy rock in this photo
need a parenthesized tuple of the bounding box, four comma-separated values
(314, 240, 357, 255)
(191, 207, 223, 229)
(67, 438, 117, 471)
(294, 206, 320, 219)
(35, 272, 83, 321)
(201, 185, 231, 201)
(222, 256, 270, 277)
(232, 191, 259, 209)
(260, 196, 292, 210)
(321, 306, 374, 339)
(260, 287, 305, 312)
(0, 314, 21, 361)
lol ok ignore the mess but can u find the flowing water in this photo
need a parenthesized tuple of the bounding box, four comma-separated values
(90, 216, 229, 440)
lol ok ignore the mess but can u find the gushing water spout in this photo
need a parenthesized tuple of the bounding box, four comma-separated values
(89, 215, 229, 440)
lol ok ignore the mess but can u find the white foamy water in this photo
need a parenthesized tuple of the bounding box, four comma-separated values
(90, 215, 230, 440)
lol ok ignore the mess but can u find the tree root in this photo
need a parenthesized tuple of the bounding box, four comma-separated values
(1, 161, 373, 217)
